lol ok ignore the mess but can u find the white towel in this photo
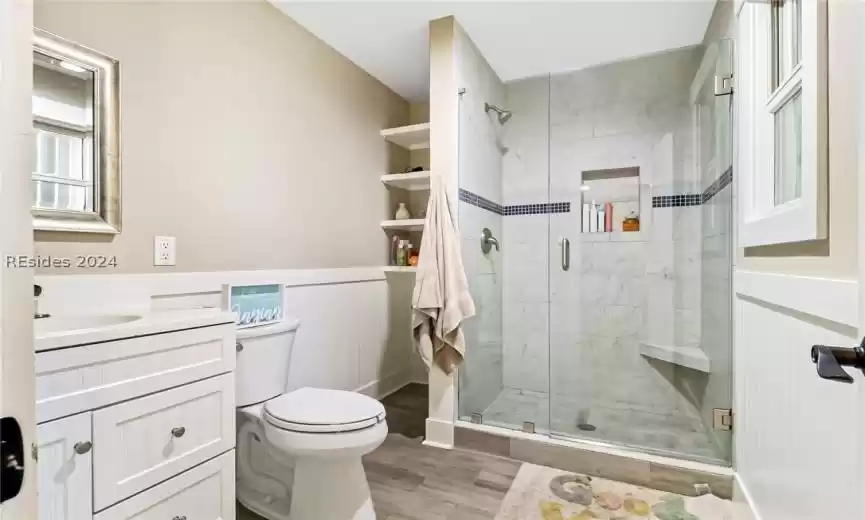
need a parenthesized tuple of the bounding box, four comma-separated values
(412, 174, 475, 374)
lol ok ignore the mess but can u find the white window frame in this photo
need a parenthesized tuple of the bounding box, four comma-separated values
(737, 0, 828, 247)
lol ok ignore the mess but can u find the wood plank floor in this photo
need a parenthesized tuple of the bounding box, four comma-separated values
(366, 434, 521, 520)
(238, 384, 523, 520)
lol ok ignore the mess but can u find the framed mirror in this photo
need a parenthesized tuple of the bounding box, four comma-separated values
(32, 29, 121, 234)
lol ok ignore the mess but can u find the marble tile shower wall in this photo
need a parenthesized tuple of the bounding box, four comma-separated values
(498, 48, 706, 434)
(455, 25, 506, 418)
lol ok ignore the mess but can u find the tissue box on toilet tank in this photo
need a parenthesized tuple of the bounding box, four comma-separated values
(221, 283, 284, 329)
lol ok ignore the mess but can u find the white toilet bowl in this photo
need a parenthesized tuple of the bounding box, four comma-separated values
(262, 387, 387, 520)
(237, 388, 387, 520)
(233, 317, 387, 520)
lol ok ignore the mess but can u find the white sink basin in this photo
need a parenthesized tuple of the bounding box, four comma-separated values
(35, 314, 142, 336)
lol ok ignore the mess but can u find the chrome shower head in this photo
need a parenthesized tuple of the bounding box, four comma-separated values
(485, 102, 512, 125)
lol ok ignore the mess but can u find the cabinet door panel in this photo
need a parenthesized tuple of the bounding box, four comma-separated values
(92, 374, 235, 510)
(37, 413, 92, 520)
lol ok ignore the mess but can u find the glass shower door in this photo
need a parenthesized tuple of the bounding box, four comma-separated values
(547, 41, 734, 465)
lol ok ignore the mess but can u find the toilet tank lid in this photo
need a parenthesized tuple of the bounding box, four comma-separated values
(236, 317, 300, 339)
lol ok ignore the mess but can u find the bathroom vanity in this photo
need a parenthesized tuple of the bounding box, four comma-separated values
(34, 309, 237, 520)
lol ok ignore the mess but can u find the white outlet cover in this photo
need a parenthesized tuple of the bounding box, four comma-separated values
(153, 236, 176, 266)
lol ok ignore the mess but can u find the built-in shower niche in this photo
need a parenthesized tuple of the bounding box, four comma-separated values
(579, 167, 640, 235)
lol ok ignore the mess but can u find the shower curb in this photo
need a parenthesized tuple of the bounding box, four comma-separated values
(453, 423, 733, 500)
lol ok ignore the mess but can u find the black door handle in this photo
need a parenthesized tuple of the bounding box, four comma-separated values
(811, 343, 865, 383)
(0, 417, 25, 503)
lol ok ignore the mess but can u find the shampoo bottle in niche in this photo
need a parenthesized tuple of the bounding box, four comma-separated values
(581, 202, 590, 233)
(597, 204, 606, 233)
(589, 201, 599, 233)
(395, 203, 411, 220)
(604, 202, 613, 232)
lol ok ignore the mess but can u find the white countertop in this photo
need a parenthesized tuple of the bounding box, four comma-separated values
(35, 308, 236, 352)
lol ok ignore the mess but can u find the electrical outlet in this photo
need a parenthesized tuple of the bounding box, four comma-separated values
(153, 236, 176, 266)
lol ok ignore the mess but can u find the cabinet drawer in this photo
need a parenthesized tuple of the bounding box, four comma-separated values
(36, 323, 235, 423)
(94, 451, 235, 520)
(93, 374, 235, 511)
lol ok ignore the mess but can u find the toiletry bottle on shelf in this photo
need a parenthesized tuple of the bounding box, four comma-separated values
(581, 202, 590, 233)
(390, 235, 400, 266)
(395, 203, 411, 220)
(589, 201, 598, 233)
(604, 203, 613, 232)
(597, 204, 606, 233)
(396, 240, 407, 266)
(623, 211, 640, 232)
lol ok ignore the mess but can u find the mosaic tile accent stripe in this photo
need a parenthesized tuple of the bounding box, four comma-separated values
(651, 167, 734, 208)
(702, 166, 733, 203)
(461, 168, 733, 215)
(458, 188, 503, 214)
(459, 188, 570, 216)
(503, 202, 570, 215)
(652, 194, 702, 208)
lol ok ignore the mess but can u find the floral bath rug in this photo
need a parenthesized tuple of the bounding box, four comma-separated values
(494, 463, 731, 520)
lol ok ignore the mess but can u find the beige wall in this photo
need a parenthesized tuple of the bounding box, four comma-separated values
(34, 0, 409, 273)
(738, 0, 858, 278)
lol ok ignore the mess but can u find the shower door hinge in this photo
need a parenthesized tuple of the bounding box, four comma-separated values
(713, 408, 733, 431)
(714, 74, 734, 96)
(522, 421, 536, 434)
(470, 412, 483, 424)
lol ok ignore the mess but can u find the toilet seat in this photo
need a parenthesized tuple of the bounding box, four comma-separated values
(263, 387, 385, 433)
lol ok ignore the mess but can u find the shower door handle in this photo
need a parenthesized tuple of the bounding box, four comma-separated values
(561, 238, 570, 271)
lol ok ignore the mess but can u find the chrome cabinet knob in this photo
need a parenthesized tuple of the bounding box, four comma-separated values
(172, 516, 187, 520)
(170, 427, 186, 438)
(236, 342, 244, 352)
(73, 441, 92, 455)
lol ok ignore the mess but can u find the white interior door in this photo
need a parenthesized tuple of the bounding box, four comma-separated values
(0, 1, 36, 518)
(731, 2, 865, 519)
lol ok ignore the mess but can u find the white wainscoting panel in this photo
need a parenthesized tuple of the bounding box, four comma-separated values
(35, 268, 425, 400)
(734, 270, 860, 520)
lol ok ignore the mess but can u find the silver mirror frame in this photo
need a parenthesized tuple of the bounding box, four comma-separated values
(32, 29, 121, 234)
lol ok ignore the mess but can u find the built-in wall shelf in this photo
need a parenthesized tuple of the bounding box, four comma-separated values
(382, 265, 417, 273)
(381, 219, 425, 232)
(581, 231, 644, 243)
(639, 342, 711, 373)
(380, 171, 431, 191)
(380, 123, 430, 151)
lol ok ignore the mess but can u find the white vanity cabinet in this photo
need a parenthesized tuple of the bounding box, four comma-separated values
(35, 316, 237, 520)
(37, 413, 93, 520)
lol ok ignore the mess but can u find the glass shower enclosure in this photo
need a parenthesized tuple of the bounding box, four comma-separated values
(457, 40, 734, 466)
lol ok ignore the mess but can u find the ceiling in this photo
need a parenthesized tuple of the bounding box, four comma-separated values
(271, 1, 716, 103)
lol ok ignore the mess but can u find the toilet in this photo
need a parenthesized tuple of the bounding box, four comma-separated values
(235, 318, 388, 520)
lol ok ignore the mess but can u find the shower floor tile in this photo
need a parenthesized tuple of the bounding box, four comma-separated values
(482, 388, 724, 463)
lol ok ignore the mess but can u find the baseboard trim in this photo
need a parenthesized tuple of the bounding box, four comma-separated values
(422, 439, 452, 450)
(733, 473, 762, 520)
(354, 370, 413, 400)
(424, 418, 454, 448)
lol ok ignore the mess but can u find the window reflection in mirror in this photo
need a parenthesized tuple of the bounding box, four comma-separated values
(32, 29, 120, 234)
(32, 51, 96, 213)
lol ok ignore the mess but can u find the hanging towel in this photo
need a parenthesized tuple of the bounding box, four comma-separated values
(412, 174, 475, 374)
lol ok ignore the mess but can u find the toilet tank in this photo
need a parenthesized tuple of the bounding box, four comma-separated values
(235, 317, 300, 407)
